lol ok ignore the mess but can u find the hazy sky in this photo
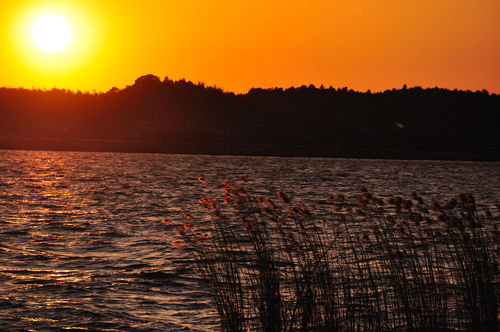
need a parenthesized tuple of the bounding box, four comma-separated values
(1, 0, 499, 93)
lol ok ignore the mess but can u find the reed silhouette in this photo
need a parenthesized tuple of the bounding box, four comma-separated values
(0, 75, 498, 160)
(166, 178, 499, 331)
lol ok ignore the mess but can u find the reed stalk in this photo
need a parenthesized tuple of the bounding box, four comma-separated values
(165, 178, 499, 332)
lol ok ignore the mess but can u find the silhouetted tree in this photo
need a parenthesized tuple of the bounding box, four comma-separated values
(0, 76, 498, 159)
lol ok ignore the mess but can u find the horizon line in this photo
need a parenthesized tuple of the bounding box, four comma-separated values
(0, 74, 497, 96)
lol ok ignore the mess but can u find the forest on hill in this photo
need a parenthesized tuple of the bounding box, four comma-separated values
(0, 75, 499, 160)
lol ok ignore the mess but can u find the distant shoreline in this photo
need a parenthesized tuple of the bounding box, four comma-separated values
(1, 137, 498, 162)
(1, 77, 498, 163)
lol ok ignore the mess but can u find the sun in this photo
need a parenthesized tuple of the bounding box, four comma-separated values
(32, 15, 72, 53)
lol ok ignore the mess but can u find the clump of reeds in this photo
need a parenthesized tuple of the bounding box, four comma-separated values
(164, 177, 499, 332)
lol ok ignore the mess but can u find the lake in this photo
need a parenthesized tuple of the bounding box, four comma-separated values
(0, 150, 498, 331)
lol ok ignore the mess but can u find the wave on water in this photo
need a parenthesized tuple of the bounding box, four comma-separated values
(0, 150, 498, 330)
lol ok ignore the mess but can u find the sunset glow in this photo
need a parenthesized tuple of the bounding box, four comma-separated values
(0, 2, 498, 330)
(32, 15, 72, 52)
(1, 0, 499, 93)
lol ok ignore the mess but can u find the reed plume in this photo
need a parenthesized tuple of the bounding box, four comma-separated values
(165, 178, 499, 332)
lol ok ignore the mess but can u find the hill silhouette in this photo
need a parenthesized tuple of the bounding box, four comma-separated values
(0, 75, 499, 160)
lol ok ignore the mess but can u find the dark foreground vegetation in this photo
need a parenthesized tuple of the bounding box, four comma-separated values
(166, 178, 499, 331)
(1, 75, 499, 160)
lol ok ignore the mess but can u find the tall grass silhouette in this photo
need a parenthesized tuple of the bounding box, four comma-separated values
(166, 177, 499, 331)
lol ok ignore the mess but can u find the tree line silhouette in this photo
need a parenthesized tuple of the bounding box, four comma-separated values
(0, 74, 498, 160)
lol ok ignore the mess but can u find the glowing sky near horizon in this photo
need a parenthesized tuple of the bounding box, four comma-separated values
(1, 0, 499, 93)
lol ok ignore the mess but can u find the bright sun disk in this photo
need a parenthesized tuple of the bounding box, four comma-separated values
(32, 15, 72, 53)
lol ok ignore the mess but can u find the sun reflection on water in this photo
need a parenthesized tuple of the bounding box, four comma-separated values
(0, 150, 498, 331)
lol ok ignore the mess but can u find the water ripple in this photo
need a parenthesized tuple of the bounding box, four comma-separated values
(0, 149, 498, 330)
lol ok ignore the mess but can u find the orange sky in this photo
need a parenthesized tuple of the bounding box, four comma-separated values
(1, 0, 499, 93)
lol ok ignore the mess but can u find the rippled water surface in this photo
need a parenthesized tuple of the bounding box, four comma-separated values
(0, 150, 498, 331)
